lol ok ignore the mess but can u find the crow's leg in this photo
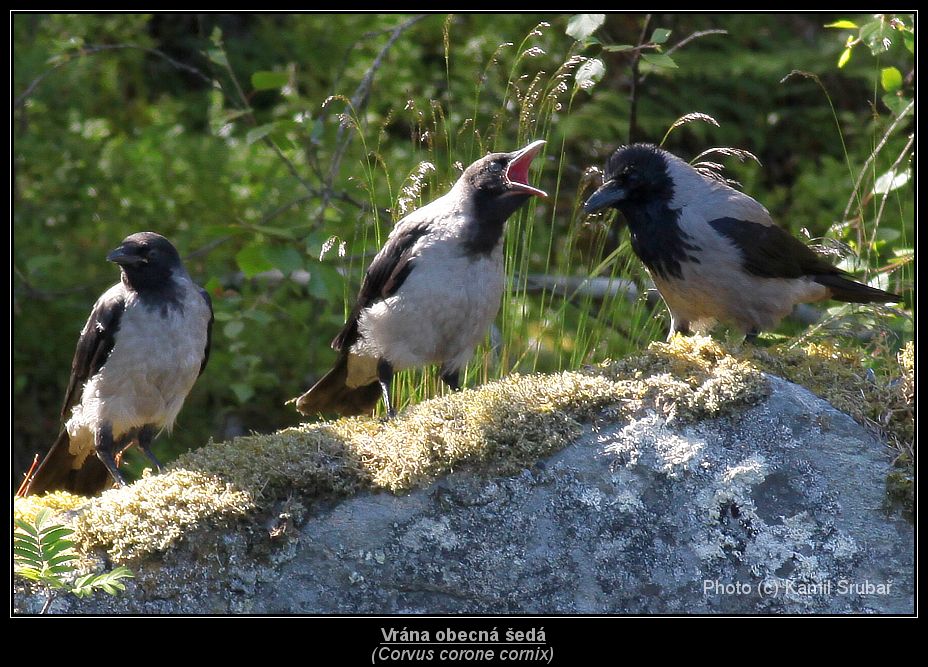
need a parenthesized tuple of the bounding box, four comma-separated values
(668, 316, 691, 341)
(137, 425, 164, 472)
(440, 366, 461, 392)
(377, 358, 396, 419)
(94, 423, 127, 487)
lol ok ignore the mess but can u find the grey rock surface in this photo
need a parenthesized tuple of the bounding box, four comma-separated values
(17, 376, 914, 614)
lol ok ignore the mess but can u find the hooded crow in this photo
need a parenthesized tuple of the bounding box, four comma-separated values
(295, 140, 547, 418)
(583, 143, 900, 339)
(23, 232, 214, 495)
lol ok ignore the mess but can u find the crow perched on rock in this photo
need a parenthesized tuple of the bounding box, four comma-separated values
(583, 144, 900, 340)
(23, 232, 214, 495)
(295, 140, 547, 418)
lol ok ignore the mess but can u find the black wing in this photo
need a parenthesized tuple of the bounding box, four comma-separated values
(708, 217, 841, 279)
(332, 219, 431, 351)
(197, 286, 214, 377)
(60, 286, 126, 420)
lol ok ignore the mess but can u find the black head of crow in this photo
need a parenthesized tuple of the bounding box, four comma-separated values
(294, 140, 546, 418)
(584, 143, 900, 340)
(21, 232, 214, 496)
(107, 231, 184, 289)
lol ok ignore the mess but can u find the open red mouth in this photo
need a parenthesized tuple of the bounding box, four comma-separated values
(505, 140, 547, 198)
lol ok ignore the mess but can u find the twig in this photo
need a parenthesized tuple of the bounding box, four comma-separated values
(14, 43, 212, 108)
(16, 454, 40, 498)
(212, 40, 319, 199)
(627, 14, 652, 143)
(867, 132, 914, 255)
(321, 15, 428, 212)
(13, 265, 93, 300)
(841, 99, 914, 227)
(664, 29, 728, 57)
(640, 28, 728, 83)
(184, 236, 234, 261)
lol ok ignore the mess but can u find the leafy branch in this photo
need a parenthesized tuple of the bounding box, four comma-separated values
(14, 508, 133, 614)
(14, 42, 212, 109)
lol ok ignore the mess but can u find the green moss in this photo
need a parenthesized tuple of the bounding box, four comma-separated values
(17, 334, 911, 562)
(74, 470, 252, 561)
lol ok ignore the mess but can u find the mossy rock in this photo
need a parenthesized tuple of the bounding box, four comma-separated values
(14, 335, 912, 566)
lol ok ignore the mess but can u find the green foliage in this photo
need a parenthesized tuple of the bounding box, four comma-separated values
(13, 14, 913, 489)
(14, 508, 133, 612)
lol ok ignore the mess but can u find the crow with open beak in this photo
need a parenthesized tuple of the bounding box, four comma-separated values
(583, 144, 900, 340)
(295, 140, 547, 418)
(23, 232, 214, 495)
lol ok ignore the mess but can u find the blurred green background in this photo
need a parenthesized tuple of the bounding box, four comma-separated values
(12, 13, 914, 488)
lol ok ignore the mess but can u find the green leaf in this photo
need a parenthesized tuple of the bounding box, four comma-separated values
(223, 319, 244, 338)
(602, 44, 635, 53)
(206, 48, 229, 68)
(306, 261, 344, 301)
(251, 70, 289, 91)
(264, 246, 304, 275)
(650, 28, 672, 44)
(247, 225, 296, 240)
(880, 66, 903, 92)
(13, 542, 41, 557)
(641, 53, 679, 69)
(218, 109, 251, 124)
(25, 254, 59, 275)
(230, 382, 255, 404)
(47, 553, 79, 567)
(236, 243, 274, 277)
(13, 550, 42, 567)
(881, 92, 910, 117)
(837, 47, 852, 68)
(245, 123, 276, 145)
(874, 227, 901, 242)
(40, 526, 75, 544)
(903, 30, 914, 53)
(566, 14, 606, 41)
(241, 310, 272, 326)
(14, 519, 39, 537)
(824, 20, 858, 29)
(860, 19, 893, 55)
(14, 567, 42, 581)
(203, 277, 223, 295)
(574, 58, 605, 91)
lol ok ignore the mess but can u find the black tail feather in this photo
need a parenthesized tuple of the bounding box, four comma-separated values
(294, 354, 381, 417)
(23, 429, 113, 497)
(814, 274, 901, 304)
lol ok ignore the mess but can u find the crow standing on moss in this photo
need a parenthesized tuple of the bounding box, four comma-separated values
(23, 232, 213, 496)
(583, 144, 900, 340)
(294, 140, 547, 418)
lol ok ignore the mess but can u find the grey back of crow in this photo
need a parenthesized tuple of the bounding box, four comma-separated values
(23, 232, 213, 496)
(584, 144, 899, 338)
(295, 140, 546, 418)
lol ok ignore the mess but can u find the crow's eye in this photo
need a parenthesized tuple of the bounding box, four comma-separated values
(488, 161, 503, 174)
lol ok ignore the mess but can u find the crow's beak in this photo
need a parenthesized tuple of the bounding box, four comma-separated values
(106, 245, 145, 266)
(505, 139, 547, 198)
(583, 180, 626, 213)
